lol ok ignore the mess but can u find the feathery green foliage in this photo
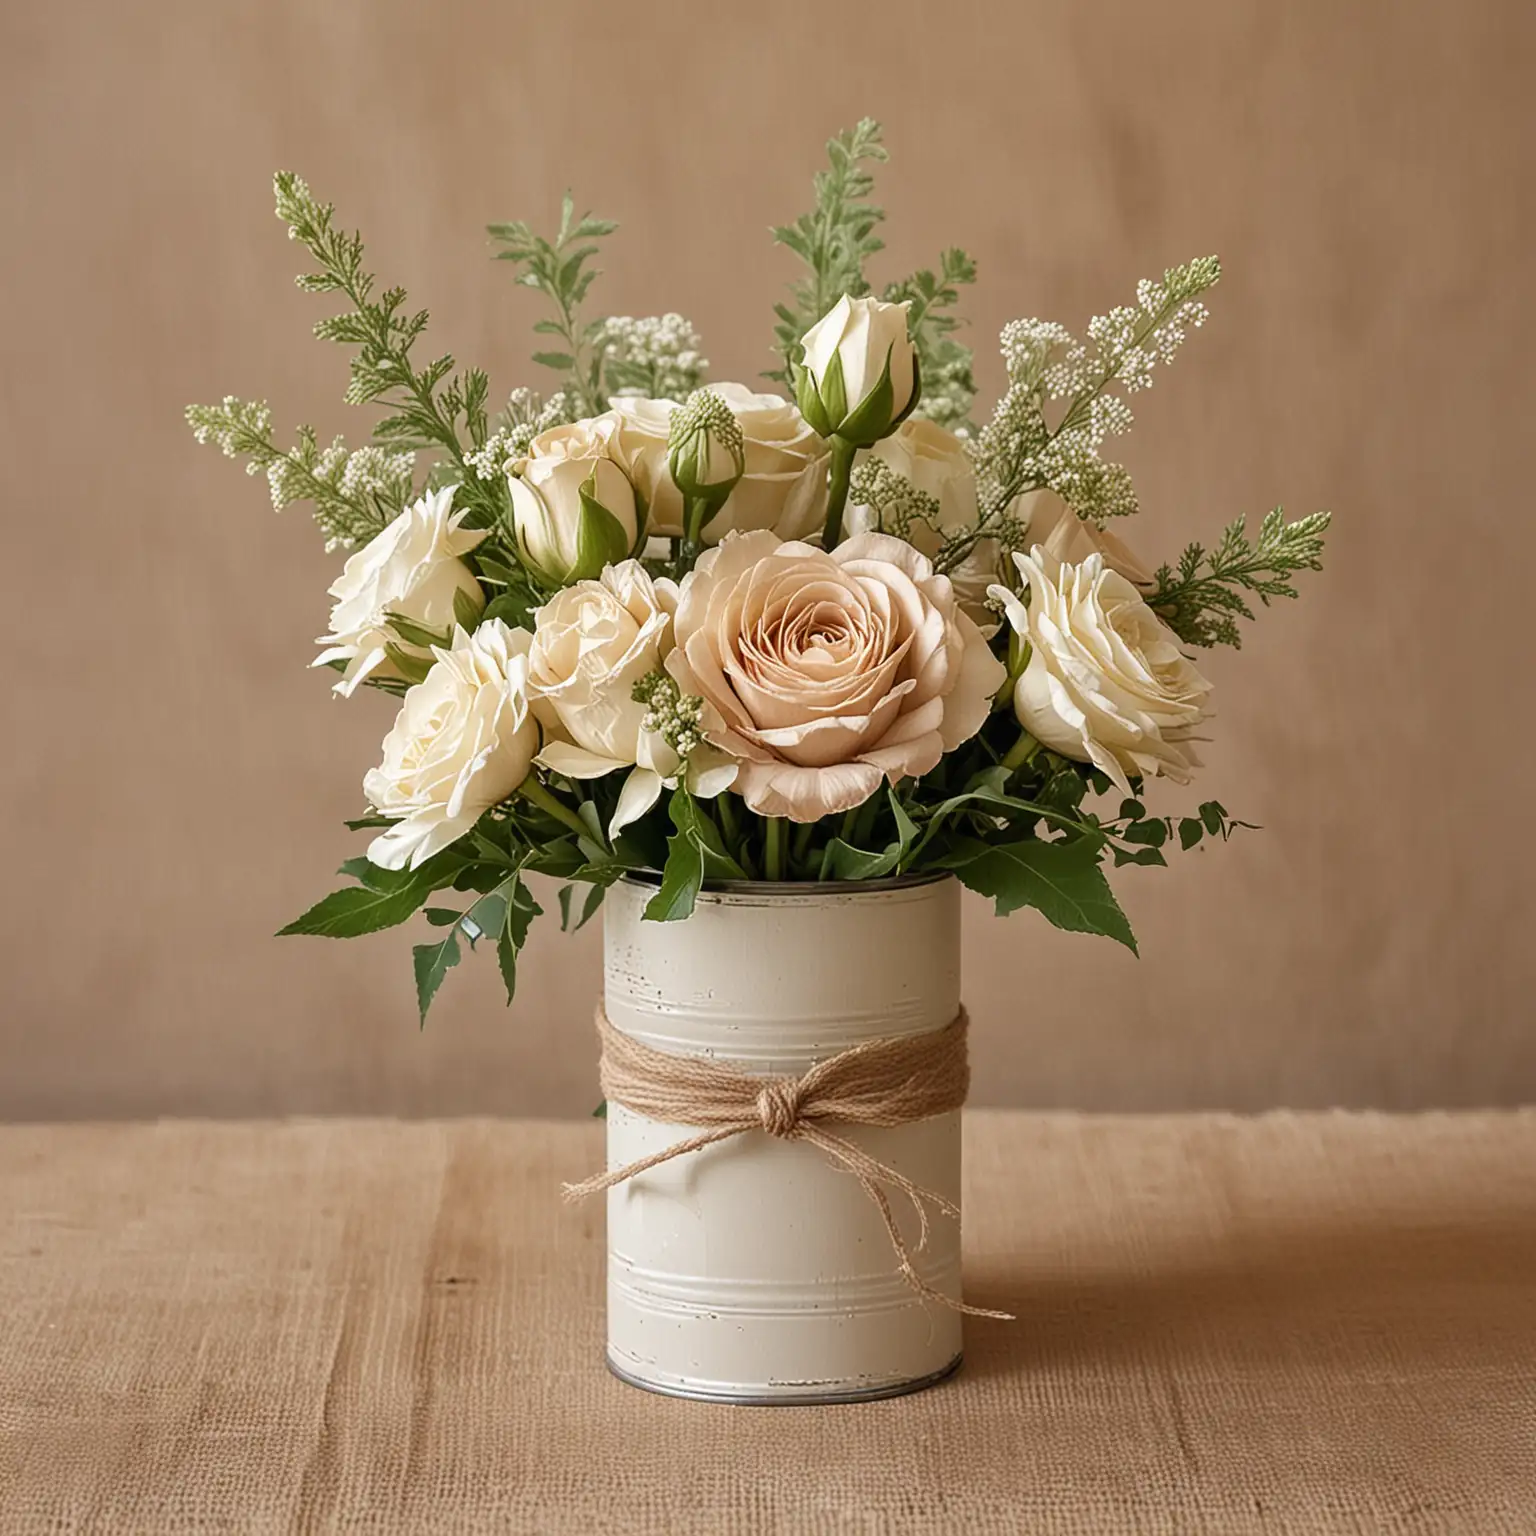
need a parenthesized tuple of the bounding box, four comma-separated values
(271, 173, 503, 529)
(1150, 508, 1332, 648)
(770, 119, 889, 384)
(488, 195, 620, 416)
(882, 248, 978, 428)
(185, 397, 409, 550)
(769, 120, 978, 420)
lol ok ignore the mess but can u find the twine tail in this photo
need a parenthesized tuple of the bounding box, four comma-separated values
(801, 1125, 1014, 1320)
(561, 1123, 753, 1202)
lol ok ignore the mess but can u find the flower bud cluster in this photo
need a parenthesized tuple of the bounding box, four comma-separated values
(631, 670, 705, 757)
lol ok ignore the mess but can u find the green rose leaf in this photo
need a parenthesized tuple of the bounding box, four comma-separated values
(941, 836, 1137, 952)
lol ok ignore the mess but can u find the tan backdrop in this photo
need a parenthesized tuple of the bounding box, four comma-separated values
(3, 0, 1532, 1118)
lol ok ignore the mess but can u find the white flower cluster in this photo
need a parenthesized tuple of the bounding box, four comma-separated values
(186, 396, 411, 550)
(968, 259, 1219, 525)
(466, 389, 575, 481)
(598, 313, 708, 399)
(268, 439, 415, 551)
(631, 670, 704, 757)
(848, 456, 941, 542)
(188, 394, 274, 457)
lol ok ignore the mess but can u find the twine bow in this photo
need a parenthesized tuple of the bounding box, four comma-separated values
(564, 1005, 1012, 1318)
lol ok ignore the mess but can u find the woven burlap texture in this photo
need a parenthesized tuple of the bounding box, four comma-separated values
(3, 1111, 1534, 1533)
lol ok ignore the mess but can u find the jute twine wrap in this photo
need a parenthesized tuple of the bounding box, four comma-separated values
(564, 1005, 1012, 1318)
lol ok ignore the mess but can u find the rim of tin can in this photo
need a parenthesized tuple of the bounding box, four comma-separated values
(619, 869, 952, 898)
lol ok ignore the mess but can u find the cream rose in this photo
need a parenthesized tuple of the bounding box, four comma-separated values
(363, 619, 539, 870)
(526, 561, 733, 832)
(1012, 489, 1154, 588)
(508, 415, 638, 584)
(989, 549, 1212, 796)
(667, 531, 1005, 822)
(798, 295, 917, 442)
(608, 384, 829, 543)
(848, 419, 1000, 621)
(314, 487, 487, 697)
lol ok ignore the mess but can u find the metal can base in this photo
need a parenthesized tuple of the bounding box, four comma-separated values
(605, 1349, 963, 1406)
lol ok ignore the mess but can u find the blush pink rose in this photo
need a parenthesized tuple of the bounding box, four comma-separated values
(666, 531, 1006, 822)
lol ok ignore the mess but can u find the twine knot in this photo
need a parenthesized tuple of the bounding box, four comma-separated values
(563, 1005, 1011, 1320)
(755, 1078, 804, 1137)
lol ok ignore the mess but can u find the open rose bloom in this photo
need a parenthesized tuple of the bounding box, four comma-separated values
(668, 532, 1003, 821)
(193, 125, 1327, 1017)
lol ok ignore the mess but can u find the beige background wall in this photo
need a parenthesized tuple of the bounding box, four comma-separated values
(2, 1, 1532, 1118)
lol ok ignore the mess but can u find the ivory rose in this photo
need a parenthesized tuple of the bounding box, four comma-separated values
(990, 549, 1212, 796)
(526, 561, 733, 832)
(508, 415, 639, 584)
(848, 419, 1001, 620)
(666, 531, 1005, 821)
(363, 619, 540, 870)
(797, 295, 917, 442)
(1013, 489, 1154, 588)
(608, 384, 829, 543)
(314, 487, 487, 697)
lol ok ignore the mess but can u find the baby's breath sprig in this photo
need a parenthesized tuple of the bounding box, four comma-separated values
(632, 671, 705, 757)
(185, 396, 412, 550)
(272, 173, 502, 529)
(599, 314, 708, 400)
(969, 257, 1222, 529)
(466, 389, 577, 481)
(849, 458, 941, 542)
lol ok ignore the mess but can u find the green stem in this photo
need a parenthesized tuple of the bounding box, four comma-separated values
(791, 822, 815, 871)
(717, 793, 743, 859)
(678, 496, 712, 574)
(820, 437, 857, 551)
(1001, 730, 1042, 772)
(517, 778, 598, 845)
(764, 816, 787, 881)
(995, 633, 1032, 708)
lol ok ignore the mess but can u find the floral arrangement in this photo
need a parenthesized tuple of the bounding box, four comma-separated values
(189, 121, 1328, 1022)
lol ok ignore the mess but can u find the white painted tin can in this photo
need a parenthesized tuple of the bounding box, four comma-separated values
(602, 872, 964, 1404)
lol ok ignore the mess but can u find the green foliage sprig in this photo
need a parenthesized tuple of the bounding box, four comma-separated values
(272, 174, 503, 529)
(769, 119, 978, 416)
(1150, 508, 1332, 648)
(185, 397, 408, 550)
(488, 196, 620, 416)
(882, 248, 978, 428)
(970, 256, 1222, 529)
(770, 118, 889, 384)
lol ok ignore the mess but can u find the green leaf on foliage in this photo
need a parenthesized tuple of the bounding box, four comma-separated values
(1120, 819, 1168, 848)
(941, 836, 1137, 952)
(481, 592, 537, 630)
(423, 907, 462, 927)
(1112, 845, 1167, 868)
(452, 588, 484, 633)
(592, 1100, 608, 1119)
(558, 882, 606, 933)
(644, 787, 746, 922)
(278, 852, 464, 938)
(412, 928, 462, 1025)
(385, 611, 452, 651)
(823, 838, 902, 880)
(1200, 801, 1227, 837)
(383, 642, 433, 684)
(1179, 818, 1204, 851)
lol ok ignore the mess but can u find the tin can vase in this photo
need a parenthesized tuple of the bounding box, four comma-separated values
(601, 871, 964, 1404)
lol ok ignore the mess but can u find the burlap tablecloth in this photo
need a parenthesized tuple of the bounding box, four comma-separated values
(1, 1112, 1533, 1533)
